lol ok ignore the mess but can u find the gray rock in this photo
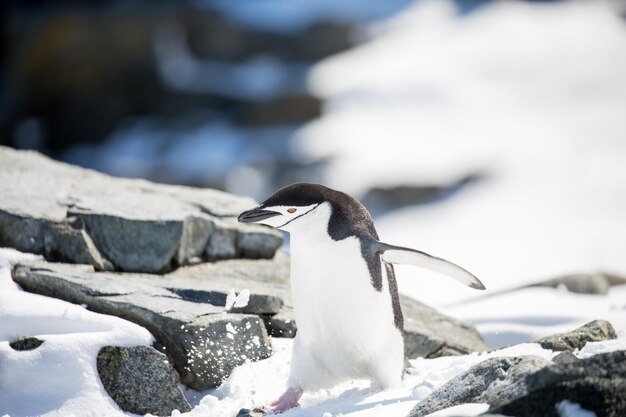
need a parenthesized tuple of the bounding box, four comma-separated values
(527, 273, 626, 295)
(205, 225, 238, 261)
(236, 408, 267, 417)
(361, 175, 479, 215)
(9, 336, 44, 351)
(43, 221, 112, 271)
(408, 356, 551, 417)
(552, 351, 580, 365)
(236, 228, 283, 259)
(97, 345, 191, 416)
(401, 295, 487, 359)
(262, 307, 297, 338)
(534, 320, 617, 352)
(493, 350, 626, 417)
(0, 147, 281, 272)
(12, 261, 275, 390)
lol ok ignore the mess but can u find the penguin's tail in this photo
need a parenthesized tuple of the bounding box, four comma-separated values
(376, 242, 486, 290)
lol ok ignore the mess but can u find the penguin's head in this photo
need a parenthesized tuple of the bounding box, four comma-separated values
(238, 183, 336, 232)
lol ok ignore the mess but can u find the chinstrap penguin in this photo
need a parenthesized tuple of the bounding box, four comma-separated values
(238, 183, 485, 413)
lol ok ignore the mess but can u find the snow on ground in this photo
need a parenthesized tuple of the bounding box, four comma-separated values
(443, 284, 626, 348)
(0, 249, 153, 417)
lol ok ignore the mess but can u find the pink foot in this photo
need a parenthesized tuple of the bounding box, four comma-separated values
(266, 386, 303, 414)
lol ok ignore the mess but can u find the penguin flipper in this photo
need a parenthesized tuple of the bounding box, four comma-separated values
(377, 242, 486, 290)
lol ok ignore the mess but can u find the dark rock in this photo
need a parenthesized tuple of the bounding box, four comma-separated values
(237, 94, 321, 126)
(12, 260, 277, 390)
(527, 273, 626, 295)
(361, 175, 480, 215)
(3, 4, 351, 153)
(408, 356, 551, 417)
(97, 345, 191, 416)
(169, 288, 283, 315)
(534, 320, 617, 352)
(401, 295, 487, 359)
(262, 308, 297, 338)
(236, 408, 267, 417)
(295, 22, 354, 61)
(205, 226, 238, 261)
(9, 336, 44, 351)
(493, 350, 626, 417)
(237, 228, 285, 259)
(0, 147, 281, 272)
(42, 221, 112, 271)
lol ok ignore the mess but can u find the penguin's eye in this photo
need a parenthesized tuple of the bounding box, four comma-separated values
(287, 208, 297, 214)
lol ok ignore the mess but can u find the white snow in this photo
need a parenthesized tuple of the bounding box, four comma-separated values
(226, 323, 238, 335)
(424, 404, 490, 417)
(0, 249, 154, 417)
(225, 289, 251, 311)
(234, 289, 251, 309)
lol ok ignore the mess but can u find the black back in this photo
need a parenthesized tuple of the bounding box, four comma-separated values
(260, 183, 404, 330)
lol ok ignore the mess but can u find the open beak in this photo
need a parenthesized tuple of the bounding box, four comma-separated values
(237, 207, 281, 223)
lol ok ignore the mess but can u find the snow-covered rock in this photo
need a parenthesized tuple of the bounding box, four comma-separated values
(0, 147, 282, 273)
(408, 356, 551, 417)
(97, 345, 191, 415)
(410, 348, 626, 417)
(493, 350, 626, 417)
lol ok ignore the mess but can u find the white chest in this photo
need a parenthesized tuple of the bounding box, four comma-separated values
(289, 233, 396, 353)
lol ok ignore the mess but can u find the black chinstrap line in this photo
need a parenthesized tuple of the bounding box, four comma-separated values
(277, 203, 321, 229)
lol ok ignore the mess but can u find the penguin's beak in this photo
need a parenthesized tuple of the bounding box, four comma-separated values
(238, 207, 281, 223)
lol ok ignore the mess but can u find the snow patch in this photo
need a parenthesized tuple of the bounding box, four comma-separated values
(225, 288, 251, 310)
(556, 400, 598, 417)
(0, 248, 153, 417)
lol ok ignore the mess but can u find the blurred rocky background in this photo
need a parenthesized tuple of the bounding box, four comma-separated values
(1, 0, 416, 200)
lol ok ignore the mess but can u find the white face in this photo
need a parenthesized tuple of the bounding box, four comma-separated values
(238, 202, 328, 233)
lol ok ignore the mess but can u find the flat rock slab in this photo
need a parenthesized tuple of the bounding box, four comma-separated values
(0, 147, 281, 273)
(12, 259, 286, 390)
(534, 320, 617, 352)
(97, 345, 191, 416)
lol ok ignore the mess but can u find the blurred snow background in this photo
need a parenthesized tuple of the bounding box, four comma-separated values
(296, 0, 626, 306)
